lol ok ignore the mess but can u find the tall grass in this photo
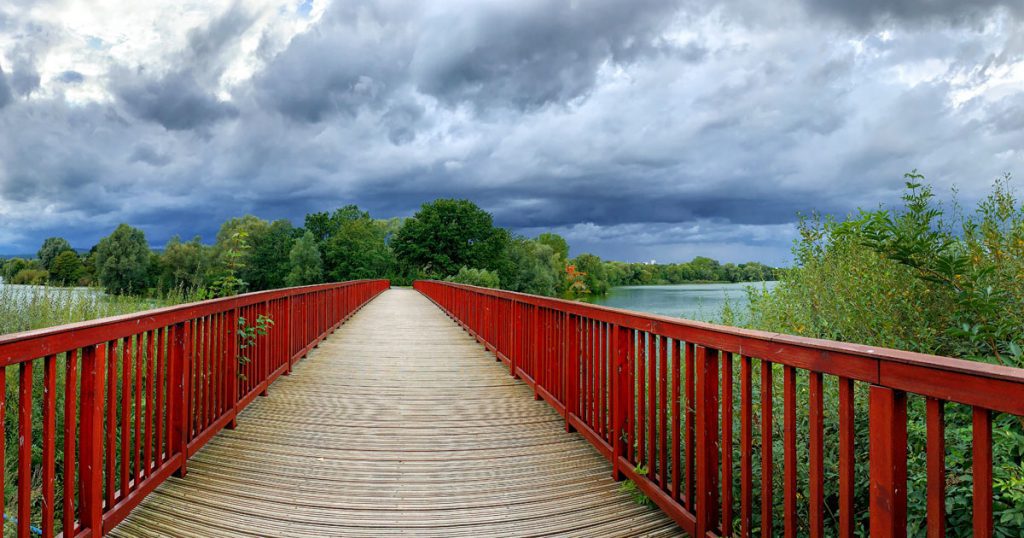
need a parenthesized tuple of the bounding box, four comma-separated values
(0, 285, 195, 536)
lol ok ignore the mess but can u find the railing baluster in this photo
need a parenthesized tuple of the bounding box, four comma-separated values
(838, 376, 855, 538)
(869, 385, 907, 538)
(42, 354, 57, 537)
(740, 356, 752, 536)
(926, 397, 946, 537)
(761, 360, 774, 537)
(808, 371, 824, 538)
(973, 407, 993, 538)
(63, 349, 79, 536)
(721, 352, 733, 536)
(783, 365, 797, 538)
(695, 345, 719, 537)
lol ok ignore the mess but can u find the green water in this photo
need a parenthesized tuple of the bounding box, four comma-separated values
(582, 281, 777, 322)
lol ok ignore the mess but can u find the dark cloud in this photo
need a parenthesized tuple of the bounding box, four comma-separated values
(0, 65, 12, 108)
(8, 61, 40, 96)
(115, 69, 239, 130)
(408, 0, 685, 109)
(799, 0, 1023, 28)
(128, 143, 173, 166)
(55, 70, 84, 84)
(0, 0, 1021, 265)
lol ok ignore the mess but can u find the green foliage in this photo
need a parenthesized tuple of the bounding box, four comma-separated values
(536, 232, 570, 260)
(569, 253, 610, 296)
(243, 219, 294, 290)
(94, 224, 152, 295)
(48, 250, 84, 285)
(11, 268, 48, 285)
(286, 231, 324, 286)
(446, 266, 500, 288)
(1, 258, 34, 281)
(210, 229, 250, 297)
(500, 237, 564, 296)
(618, 464, 653, 506)
(746, 173, 1024, 535)
(37, 237, 73, 271)
(158, 235, 214, 293)
(393, 199, 510, 278)
(237, 314, 274, 376)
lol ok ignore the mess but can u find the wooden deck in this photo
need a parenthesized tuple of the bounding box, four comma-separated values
(111, 288, 682, 537)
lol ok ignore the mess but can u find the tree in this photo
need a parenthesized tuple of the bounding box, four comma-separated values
(286, 231, 323, 286)
(571, 253, 610, 295)
(502, 238, 562, 296)
(535, 233, 570, 261)
(324, 211, 393, 281)
(158, 236, 213, 292)
(1, 258, 33, 281)
(95, 224, 152, 294)
(243, 219, 294, 290)
(393, 199, 509, 277)
(37, 237, 73, 271)
(49, 250, 85, 285)
(446, 267, 500, 288)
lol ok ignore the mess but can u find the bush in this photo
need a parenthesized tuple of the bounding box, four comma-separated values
(11, 268, 48, 285)
(745, 172, 1024, 535)
(446, 267, 500, 288)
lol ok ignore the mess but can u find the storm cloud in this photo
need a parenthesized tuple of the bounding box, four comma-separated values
(0, 0, 1022, 265)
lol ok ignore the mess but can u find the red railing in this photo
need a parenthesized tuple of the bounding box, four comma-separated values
(0, 279, 388, 537)
(415, 280, 1024, 538)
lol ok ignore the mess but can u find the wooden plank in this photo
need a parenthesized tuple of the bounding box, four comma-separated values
(112, 289, 681, 538)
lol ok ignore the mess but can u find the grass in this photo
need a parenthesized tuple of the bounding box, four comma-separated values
(0, 284, 194, 536)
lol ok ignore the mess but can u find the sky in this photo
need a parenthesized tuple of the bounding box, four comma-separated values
(0, 0, 1022, 266)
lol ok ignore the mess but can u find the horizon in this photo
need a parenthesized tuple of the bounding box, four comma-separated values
(1, 1, 1022, 267)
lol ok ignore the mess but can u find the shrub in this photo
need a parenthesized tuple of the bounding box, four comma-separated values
(446, 266, 500, 288)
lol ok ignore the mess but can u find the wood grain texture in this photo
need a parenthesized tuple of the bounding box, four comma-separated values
(111, 289, 681, 538)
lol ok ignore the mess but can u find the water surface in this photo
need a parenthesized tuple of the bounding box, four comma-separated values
(582, 282, 777, 322)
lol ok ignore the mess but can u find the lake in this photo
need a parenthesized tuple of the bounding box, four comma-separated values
(582, 281, 778, 322)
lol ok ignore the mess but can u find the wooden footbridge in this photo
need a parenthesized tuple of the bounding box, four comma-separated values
(0, 279, 1021, 537)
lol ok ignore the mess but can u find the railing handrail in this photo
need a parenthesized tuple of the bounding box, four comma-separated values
(419, 280, 1024, 415)
(0, 280, 382, 366)
(0, 279, 390, 538)
(415, 279, 1017, 537)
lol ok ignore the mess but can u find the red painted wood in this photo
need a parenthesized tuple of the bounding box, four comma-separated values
(739, 356, 752, 536)
(783, 365, 796, 538)
(761, 361, 774, 537)
(973, 407, 993, 538)
(869, 386, 908, 538)
(808, 372, 824, 538)
(18, 361, 32, 538)
(685, 342, 695, 509)
(926, 397, 946, 537)
(721, 351, 733, 536)
(838, 377, 854, 538)
(695, 345, 719, 537)
(42, 354, 57, 537)
(63, 349, 79, 536)
(80, 344, 105, 535)
(671, 342, 682, 502)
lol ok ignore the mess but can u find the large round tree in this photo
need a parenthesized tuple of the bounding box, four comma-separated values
(393, 199, 509, 278)
(95, 224, 151, 294)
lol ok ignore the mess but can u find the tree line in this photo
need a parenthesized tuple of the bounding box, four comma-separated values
(1, 199, 778, 298)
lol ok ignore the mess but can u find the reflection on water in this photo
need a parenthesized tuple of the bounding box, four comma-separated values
(582, 281, 778, 322)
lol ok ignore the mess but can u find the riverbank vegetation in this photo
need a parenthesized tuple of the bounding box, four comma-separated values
(2, 199, 777, 310)
(742, 172, 1024, 535)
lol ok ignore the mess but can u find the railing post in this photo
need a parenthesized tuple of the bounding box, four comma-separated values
(79, 343, 105, 535)
(227, 308, 239, 429)
(695, 345, 720, 537)
(565, 314, 578, 432)
(611, 324, 628, 481)
(869, 385, 908, 538)
(170, 321, 191, 478)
